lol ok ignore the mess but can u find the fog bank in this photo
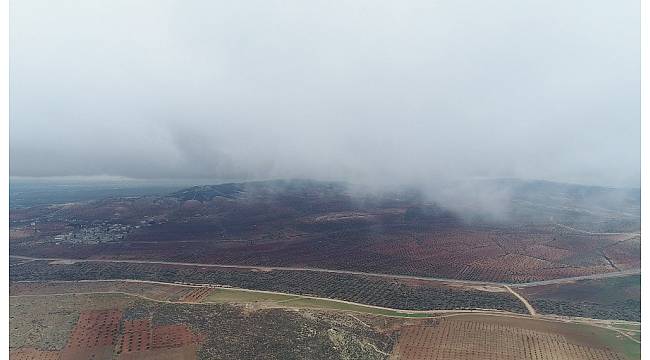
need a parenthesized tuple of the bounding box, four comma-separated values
(10, 0, 640, 188)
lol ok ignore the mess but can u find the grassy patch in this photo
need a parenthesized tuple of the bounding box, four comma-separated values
(573, 323, 641, 360)
(610, 323, 641, 332)
(204, 288, 433, 317)
(262, 296, 435, 318)
(204, 288, 298, 303)
(599, 330, 641, 360)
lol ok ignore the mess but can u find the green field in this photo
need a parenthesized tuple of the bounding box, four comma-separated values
(12, 287, 639, 359)
(243, 288, 644, 360)
(205, 288, 300, 303)
(572, 323, 640, 360)
(278, 297, 432, 317)
(610, 322, 641, 332)
(204, 288, 432, 317)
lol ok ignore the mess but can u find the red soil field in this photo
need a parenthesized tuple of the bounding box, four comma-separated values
(60, 309, 121, 360)
(116, 317, 202, 360)
(117, 319, 152, 354)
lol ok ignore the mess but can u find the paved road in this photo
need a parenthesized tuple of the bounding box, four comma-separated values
(9, 255, 640, 288)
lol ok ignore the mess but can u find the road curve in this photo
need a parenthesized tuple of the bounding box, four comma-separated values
(9, 255, 640, 288)
(10, 278, 640, 341)
(504, 285, 536, 316)
(10, 278, 520, 316)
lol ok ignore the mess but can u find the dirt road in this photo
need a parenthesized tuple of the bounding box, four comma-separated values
(10, 255, 640, 288)
(10, 278, 639, 344)
(504, 285, 536, 316)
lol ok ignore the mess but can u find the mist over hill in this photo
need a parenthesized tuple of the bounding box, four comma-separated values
(10, 177, 639, 232)
(166, 178, 640, 230)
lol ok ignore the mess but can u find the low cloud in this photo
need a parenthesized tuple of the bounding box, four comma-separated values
(10, 0, 640, 189)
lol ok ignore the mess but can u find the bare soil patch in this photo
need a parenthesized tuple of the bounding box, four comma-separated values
(9, 348, 60, 360)
(60, 309, 121, 360)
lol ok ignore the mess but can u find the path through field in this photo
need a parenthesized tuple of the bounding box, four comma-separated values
(9, 279, 640, 359)
(9, 255, 640, 287)
(504, 285, 536, 316)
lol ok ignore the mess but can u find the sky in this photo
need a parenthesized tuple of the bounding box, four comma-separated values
(9, 0, 641, 188)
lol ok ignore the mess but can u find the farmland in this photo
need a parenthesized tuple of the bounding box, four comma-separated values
(9, 292, 397, 360)
(7, 179, 642, 359)
(9, 260, 528, 313)
(8, 280, 467, 318)
(517, 275, 641, 321)
(9, 293, 136, 351)
(9, 280, 200, 303)
(390, 314, 634, 360)
(9, 224, 637, 283)
(9, 288, 639, 360)
(9, 180, 640, 283)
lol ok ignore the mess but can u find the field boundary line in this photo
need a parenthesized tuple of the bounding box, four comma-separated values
(10, 279, 527, 316)
(11, 279, 640, 326)
(9, 255, 641, 287)
(9, 259, 35, 267)
(347, 314, 372, 328)
(10, 289, 639, 343)
(10, 279, 641, 344)
(554, 223, 640, 236)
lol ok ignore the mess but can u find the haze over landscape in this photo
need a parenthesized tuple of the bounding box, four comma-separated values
(8, 1, 642, 360)
(10, 0, 640, 188)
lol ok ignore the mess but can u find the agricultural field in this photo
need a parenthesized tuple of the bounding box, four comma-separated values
(8, 224, 636, 283)
(10, 260, 528, 313)
(11, 305, 205, 360)
(9, 292, 397, 360)
(9, 289, 639, 360)
(390, 315, 637, 360)
(9, 281, 446, 318)
(10, 280, 196, 302)
(517, 275, 641, 321)
(7, 180, 641, 358)
(9, 180, 640, 283)
(9, 293, 136, 351)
